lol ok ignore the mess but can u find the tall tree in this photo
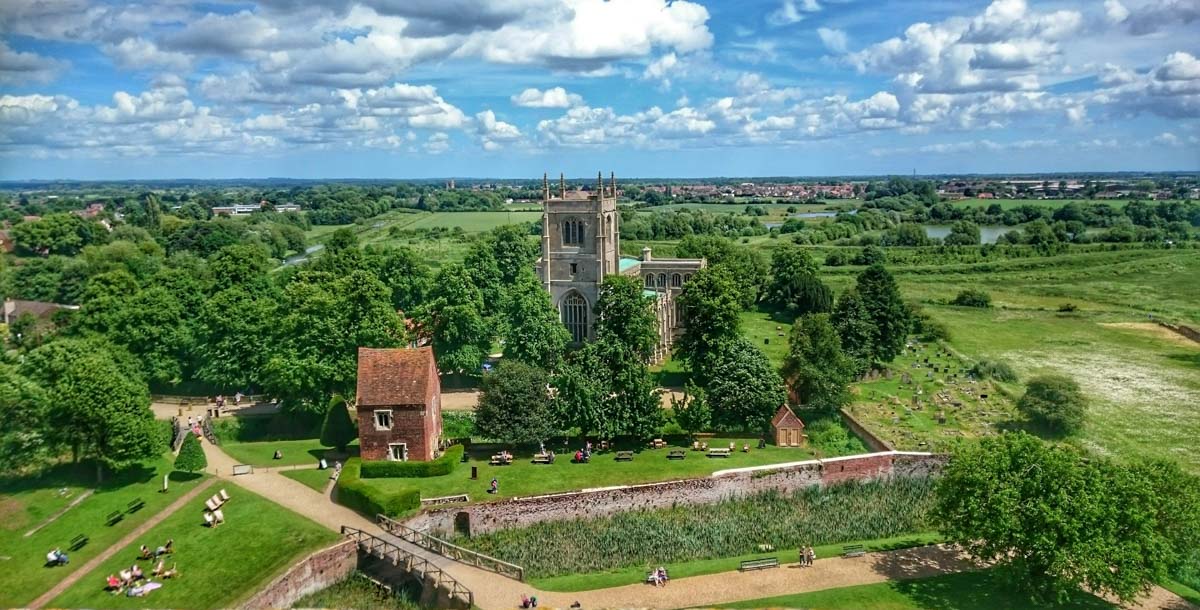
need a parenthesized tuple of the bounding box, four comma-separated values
(830, 288, 877, 375)
(675, 265, 742, 367)
(476, 361, 557, 445)
(854, 264, 910, 364)
(423, 263, 492, 375)
(783, 314, 855, 412)
(766, 242, 832, 314)
(194, 287, 275, 390)
(365, 245, 431, 312)
(0, 364, 51, 468)
(40, 347, 158, 481)
(936, 433, 1189, 604)
(593, 275, 659, 362)
(704, 337, 787, 432)
(675, 235, 768, 307)
(552, 343, 612, 439)
(502, 269, 571, 369)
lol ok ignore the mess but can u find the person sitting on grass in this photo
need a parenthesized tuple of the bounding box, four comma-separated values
(574, 450, 583, 463)
(139, 545, 152, 560)
(489, 477, 498, 494)
(130, 564, 144, 581)
(152, 559, 165, 576)
(105, 574, 122, 592)
(119, 568, 133, 584)
(161, 563, 180, 579)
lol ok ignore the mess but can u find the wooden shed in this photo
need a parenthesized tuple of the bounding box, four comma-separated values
(771, 404, 806, 447)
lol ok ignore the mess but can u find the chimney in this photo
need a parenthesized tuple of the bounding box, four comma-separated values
(642, 246, 652, 262)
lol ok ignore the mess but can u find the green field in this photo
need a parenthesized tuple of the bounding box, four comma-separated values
(716, 569, 1118, 610)
(356, 437, 814, 505)
(951, 197, 1124, 210)
(0, 458, 208, 608)
(50, 483, 339, 609)
(218, 438, 359, 468)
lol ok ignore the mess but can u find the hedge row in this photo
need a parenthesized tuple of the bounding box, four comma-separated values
(360, 444, 464, 479)
(335, 458, 421, 518)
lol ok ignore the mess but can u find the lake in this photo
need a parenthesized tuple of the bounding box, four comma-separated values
(922, 225, 1014, 244)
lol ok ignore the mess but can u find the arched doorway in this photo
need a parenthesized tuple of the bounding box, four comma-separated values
(454, 511, 471, 537)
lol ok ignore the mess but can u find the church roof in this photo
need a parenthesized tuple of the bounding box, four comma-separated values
(771, 404, 805, 430)
(619, 257, 641, 272)
(356, 347, 436, 407)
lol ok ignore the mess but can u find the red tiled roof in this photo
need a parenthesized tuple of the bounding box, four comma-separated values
(356, 347, 436, 407)
(771, 404, 805, 430)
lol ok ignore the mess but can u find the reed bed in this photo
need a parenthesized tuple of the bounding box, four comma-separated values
(455, 478, 935, 577)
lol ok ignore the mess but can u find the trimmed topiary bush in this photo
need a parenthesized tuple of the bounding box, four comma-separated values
(174, 433, 207, 473)
(335, 458, 421, 517)
(320, 394, 357, 453)
(360, 444, 464, 479)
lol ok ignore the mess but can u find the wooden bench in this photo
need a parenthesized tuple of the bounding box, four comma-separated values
(69, 534, 88, 551)
(706, 448, 731, 458)
(738, 557, 779, 571)
(126, 498, 145, 514)
(106, 511, 124, 526)
(842, 544, 866, 558)
(615, 451, 634, 461)
(667, 449, 686, 460)
(531, 453, 555, 465)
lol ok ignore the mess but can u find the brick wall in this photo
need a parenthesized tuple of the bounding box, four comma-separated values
(839, 408, 894, 452)
(358, 406, 437, 461)
(239, 539, 357, 609)
(404, 451, 944, 536)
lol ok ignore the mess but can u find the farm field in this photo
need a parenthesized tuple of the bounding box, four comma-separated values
(456, 479, 935, 579)
(0, 458, 208, 608)
(50, 483, 339, 609)
(951, 197, 1123, 210)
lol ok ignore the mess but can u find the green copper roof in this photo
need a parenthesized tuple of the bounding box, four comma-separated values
(619, 257, 641, 272)
(642, 289, 661, 299)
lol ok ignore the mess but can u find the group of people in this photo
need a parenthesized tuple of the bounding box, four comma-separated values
(103, 539, 177, 597)
(519, 593, 539, 608)
(574, 441, 594, 463)
(798, 545, 817, 566)
(650, 566, 670, 587)
(45, 548, 69, 566)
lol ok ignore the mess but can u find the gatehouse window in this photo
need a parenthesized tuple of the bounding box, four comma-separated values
(374, 410, 392, 430)
(388, 443, 407, 461)
(657, 273, 667, 288)
(570, 263, 578, 275)
(645, 274, 654, 288)
(562, 292, 588, 342)
(671, 273, 682, 287)
(684, 273, 692, 283)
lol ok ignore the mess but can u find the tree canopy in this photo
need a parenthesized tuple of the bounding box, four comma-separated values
(703, 337, 786, 433)
(783, 313, 855, 412)
(476, 361, 558, 445)
(1018, 374, 1087, 435)
(854, 264, 911, 365)
(675, 265, 742, 368)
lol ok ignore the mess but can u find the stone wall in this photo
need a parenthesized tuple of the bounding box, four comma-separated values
(405, 451, 944, 537)
(839, 409, 893, 452)
(239, 539, 357, 609)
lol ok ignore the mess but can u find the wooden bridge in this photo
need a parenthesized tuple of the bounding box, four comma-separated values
(378, 514, 526, 582)
(341, 526, 474, 609)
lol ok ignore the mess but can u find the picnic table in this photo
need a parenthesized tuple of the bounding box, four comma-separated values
(531, 452, 555, 465)
(490, 453, 513, 466)
(706, 448, 731, 458)
(667, 449, 686, 460)
(650, 438, 667, 449)
(615, 450, 634, 461)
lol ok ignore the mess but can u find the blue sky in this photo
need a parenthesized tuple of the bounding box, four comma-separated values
(0, 0, 1197, 179)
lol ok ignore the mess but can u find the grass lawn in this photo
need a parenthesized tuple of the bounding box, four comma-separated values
(715, 569, 1118, 610)
(0, 457, 208, 608)
(533, 533, 943, 592)
(50, 483, 340, 609)
(1162, 579, 1200, 606)
(359, 437, 815, 504)
(218, 439, 358, 468)
(281, 468, 336, 492)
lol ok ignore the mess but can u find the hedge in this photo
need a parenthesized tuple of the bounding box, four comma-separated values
(360, 444, 464, 479)
(335, 458, 421, 518)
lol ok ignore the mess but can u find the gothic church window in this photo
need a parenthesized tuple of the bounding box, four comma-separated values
(645, 274, 654, 288)
(671, 273, 682, 287)
(562, 219, 585, 245)
(562, 292, 588, 342)
(657, 273, 667, 288)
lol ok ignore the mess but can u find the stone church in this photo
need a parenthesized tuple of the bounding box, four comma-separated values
(534, 172, 705, 362)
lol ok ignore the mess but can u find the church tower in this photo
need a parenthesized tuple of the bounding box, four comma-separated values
(534, 171, 620, 342)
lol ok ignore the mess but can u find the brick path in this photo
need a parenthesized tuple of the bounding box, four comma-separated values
(26, 478, 217, 610)
(199, 439, 1196, 610)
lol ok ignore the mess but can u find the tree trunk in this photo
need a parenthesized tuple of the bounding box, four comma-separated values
(95, 461, 104, 485)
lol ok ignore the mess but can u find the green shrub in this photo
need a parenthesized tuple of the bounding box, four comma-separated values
(1057, 302, 1079, 312)
(174, 433, 207, 472)
(157, 419, 176, 451)
(320, 395, 357, 452)
(442, 412, 476, 439)
(360, 445, 464, 478)
(1018, 375, 1087, 436)
(970, 359, 1018, 383)
(951, 289, 992, 308)
(335, 458, 421, 517)
(804, 417, 868, 457)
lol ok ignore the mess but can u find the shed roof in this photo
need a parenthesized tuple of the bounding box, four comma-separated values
(356, 347, 436, 407)
(771, 404, 805, 429)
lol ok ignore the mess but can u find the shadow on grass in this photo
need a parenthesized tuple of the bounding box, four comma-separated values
(0, 460, 159, 495)
(894, 571, 1118, 610)
(168, 471, 204, 483)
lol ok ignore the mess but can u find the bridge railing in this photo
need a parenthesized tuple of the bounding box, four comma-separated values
(341, 526, 474, 609)
(377, 514, 525, 582)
